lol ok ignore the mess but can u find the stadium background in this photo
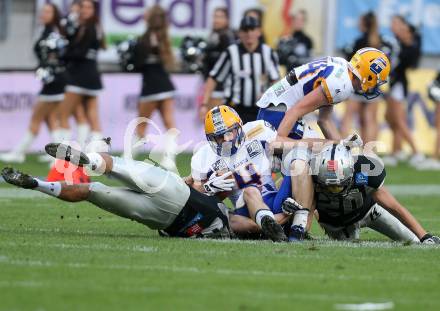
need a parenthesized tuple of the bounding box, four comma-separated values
(0, 0, 439, 154)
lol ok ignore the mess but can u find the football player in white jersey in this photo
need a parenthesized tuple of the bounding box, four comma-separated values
(256, 47, 391, 140)
(191, 105, 330, 242)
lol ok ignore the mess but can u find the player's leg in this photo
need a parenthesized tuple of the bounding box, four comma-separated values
(360, 204, 419, 243)
(1, 167, 89, 202)
(283, 146, 314, 241)
(241, 186, 287, 242)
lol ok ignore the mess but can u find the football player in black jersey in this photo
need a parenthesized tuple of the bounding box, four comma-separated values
(2, 144, 230, 239)
(281, 143, 440, 244)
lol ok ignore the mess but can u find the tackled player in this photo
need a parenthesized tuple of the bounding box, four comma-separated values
(2, 144, 230, 239)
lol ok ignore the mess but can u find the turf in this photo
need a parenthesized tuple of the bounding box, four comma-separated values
(0, 154, 439, 311)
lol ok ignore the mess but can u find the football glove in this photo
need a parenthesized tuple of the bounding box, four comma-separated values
(281, 197, 305, 215)
(341, 133, 363, 149)
(420, 233, 440, 245)
(203, 171, 236, 196)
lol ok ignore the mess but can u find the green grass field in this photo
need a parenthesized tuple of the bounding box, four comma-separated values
(1, 154, 439, 311)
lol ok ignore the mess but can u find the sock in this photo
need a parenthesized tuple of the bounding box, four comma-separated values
(255, 209, 275, 228)
(59, 128, 72, 142)
(13, 131, 35, 154)
(51, 129, 63, 143)
(90, 131, 103, 141)
(77, 123, 90, 148)
(163, 129, 178, 160)
(292, 209, 309, 229)
(35, 178, 62, 197)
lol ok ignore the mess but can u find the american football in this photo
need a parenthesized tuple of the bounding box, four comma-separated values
(0, 0, 439, 310)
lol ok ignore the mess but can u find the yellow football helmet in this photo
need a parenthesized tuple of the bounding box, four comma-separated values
(205, 105, 244, 156)
(349, 47, 390, 99)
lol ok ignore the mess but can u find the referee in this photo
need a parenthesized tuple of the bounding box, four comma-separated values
(201, 16, 280, 123)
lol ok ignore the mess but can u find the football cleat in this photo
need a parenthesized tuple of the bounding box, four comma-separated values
(261, 216, 288, 242)
(421, 234, 440, 245)
(1, 167, 38, 189)
(45, 143, 90, 166)
(288, 225, 306, 242)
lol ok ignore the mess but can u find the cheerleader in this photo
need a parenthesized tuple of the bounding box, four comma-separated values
(383, 15, 424, 167)
(131, 5, 177, 170)
(341, 12, 395, 144)
(56, 0, 105, 144)
(0, 3, 66, 163)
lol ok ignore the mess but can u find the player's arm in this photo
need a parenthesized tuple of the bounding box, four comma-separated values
(318, 105, 341, 140)
(277, 86, 328, 138)
(372, 186, 427, 239)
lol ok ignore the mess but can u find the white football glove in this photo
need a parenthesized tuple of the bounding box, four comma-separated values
(341, 133, 363, 149)
(203, 171, 236, 196)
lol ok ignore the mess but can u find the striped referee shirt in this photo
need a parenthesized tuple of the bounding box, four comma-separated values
(209, 42, 280, 108)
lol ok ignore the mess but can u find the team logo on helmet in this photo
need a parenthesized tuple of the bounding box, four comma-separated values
(370, 57, 387, 75)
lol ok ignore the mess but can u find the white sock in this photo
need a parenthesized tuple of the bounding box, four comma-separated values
(292, 209, 309, 229)
(59, 128, 72, 142)
(77, 123, 90, 147)
(51, 129, 63, 143)
(255, 209, 275, 228)
(163, 129, 178, 161)
(35, 178, 62, 197)
(13, 131, 35, 154)
(90, 131, 103, 141)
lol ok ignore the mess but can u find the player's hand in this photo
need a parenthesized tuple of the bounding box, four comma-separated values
(420, 233, 440, 244)
(203, 171, 235, 195)
(281, 197, 304, 215)
(341, 133, 363, 149)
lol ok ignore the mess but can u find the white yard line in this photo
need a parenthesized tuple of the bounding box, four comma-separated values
(0, 255, 431, 284)
(334, 302, 394, 311)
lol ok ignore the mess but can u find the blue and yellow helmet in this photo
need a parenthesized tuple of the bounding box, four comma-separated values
(204, 105, 245, 156)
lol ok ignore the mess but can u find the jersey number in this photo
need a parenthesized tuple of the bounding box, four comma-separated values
(233, 163, 262, 189)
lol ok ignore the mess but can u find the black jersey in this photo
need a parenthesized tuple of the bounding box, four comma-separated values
(315, 155, 386, 227)
(203, 28, 235, 79)
(34, 26, 66, 71)
(163, 187, 229, 237)
(343, 33, 398, 67)
(64, 24, 102, 62)
(389, 32, 421, 93)
(277, 30, 313, 70)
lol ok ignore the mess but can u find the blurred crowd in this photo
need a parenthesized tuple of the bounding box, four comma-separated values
(0, 1, 439, 170)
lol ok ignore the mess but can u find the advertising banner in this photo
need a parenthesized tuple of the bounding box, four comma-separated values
(0, 72, 206, 153)
(0, 70, 437, 155)
(336, 0, 440, 54)
(36, 0, 293, 49)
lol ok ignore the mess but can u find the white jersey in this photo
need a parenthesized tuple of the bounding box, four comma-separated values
(257, 56, 354, 109)
(191, 120, 277, 207)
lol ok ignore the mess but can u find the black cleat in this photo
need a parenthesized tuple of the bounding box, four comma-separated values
(1, 167, 38, 189)
(45, 143, 90, 166)
(261, 216, 288, 242)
